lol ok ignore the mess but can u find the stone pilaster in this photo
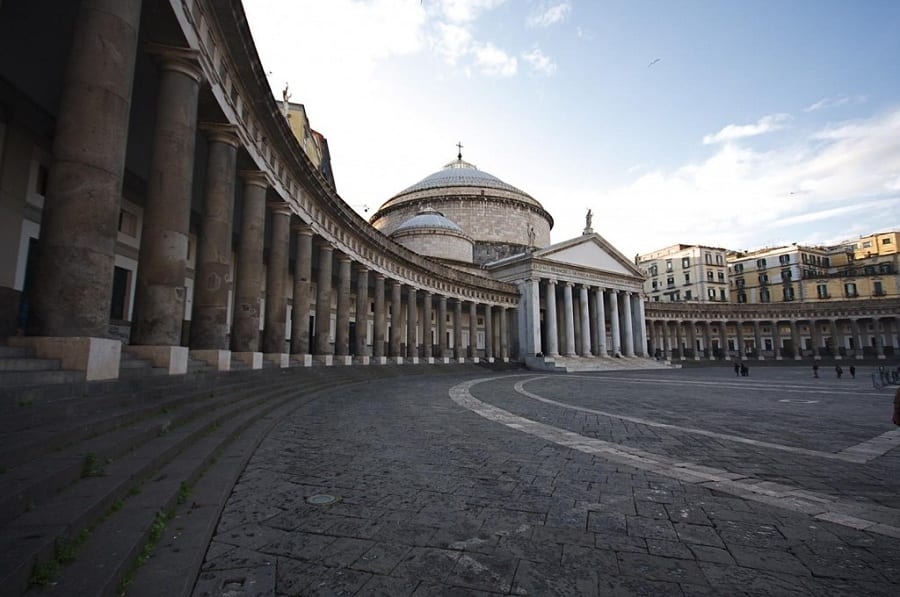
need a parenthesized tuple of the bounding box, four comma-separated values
(373, 273, 386, 358)
(262, 203, 291, 355)
(28, 0, 143, 340)
(335, 254, 351, 357)
(190, 124, 239, 352)
(545, 279, 559, 357)
(314, 242, 333, 355)
(131, 48, 203, 347)
(231, 171, 269, 353)
(290, 224, 313, 354)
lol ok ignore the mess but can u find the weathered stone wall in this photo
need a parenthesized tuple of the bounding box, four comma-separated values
(474, 242, 530, 265)
(392, 229, 474, 263)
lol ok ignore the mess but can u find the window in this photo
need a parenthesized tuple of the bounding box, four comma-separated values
(759, 273, 769, 284)
(705, 253, 712, 265)
(816, 284, 828, 299)
(649, 265, 658, 276)
(684, 273, 691, 284)
(734, 263, 744, 274)
(844, 282, 857, 298)
(684, 290, 692, 300)
(118, 210, 138, 237)
(760, 289, 771, 303)
(802, 254, 809, 264)
(781, 269, 792, 281)
(879, 263, 891, 274)
(735, 278, 745, 288)
(651, 280, 658, 289)
(666, 260, 673, 272)
(682, 257, 690, 268)
(707, 271, 714, 281)
(666, 277, 675, 287)
(720, 289, 726, 300)
(782, 286, 795, 301)
(779, 254, 790, 265)
(738, 292, 747, 303)
(707, 288, 716, 300)
(757, 258, 767, 268)
(110, 266, 130, 320)
(716, 254, 724, 266)
(717, 272, 725, 282)
(862, 241, 872, 248)
(36, 165, 49, 196)
(883, 237, 893, 245)
(823, 257, 830, 267)
(874, 281, 884, 296)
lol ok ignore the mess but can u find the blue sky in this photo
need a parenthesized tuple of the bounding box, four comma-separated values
(242, 0, 900, 258)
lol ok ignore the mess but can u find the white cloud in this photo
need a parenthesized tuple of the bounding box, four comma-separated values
(527, 1, 572, 27)
(475, 43, 518, 77)
(702, 113, 791, 145)
(804, 94, 867, 112)
(433, 22, 473, 65)
(522, 47, 557, 75)
(438, 0, 507, 23)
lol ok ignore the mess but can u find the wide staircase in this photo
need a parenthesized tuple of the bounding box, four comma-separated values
(525, 354, 679, 373)
(0, 347, 500, 596)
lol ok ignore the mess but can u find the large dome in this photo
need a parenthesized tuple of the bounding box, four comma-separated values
(371, 155, 553, 265)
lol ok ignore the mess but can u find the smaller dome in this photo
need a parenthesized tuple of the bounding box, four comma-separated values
(393, 208, 463, 234)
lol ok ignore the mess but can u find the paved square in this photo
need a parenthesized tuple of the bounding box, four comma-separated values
(194, 367, 900, 595)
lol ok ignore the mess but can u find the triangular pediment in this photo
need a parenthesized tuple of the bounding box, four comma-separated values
(535, 233, 643, 277)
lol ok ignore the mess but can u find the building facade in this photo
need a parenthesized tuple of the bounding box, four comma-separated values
(638, 244, 730, 303)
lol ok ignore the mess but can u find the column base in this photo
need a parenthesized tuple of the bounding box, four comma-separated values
(313, 355, 333, 367)
(389, 356, 404, 365)
(877, 354, 887, 360)
(353, 356, 371, 366)
(855, 355, 864, 360)
(125, 345, 188, 375)
(469, 357, 480, 364)
(456, 357, 466, 364)
(485, 357, 495, 363)
(371, 356, 387, 365)
(813, 355, 822, 360)
(794, 356, 803, 361)
(232, 352, 263, 370)
(436, 357, 450, 364)
(424, 357, 435, 364)
(190, 349, 231, 371)
(334, 355, 353, 366)
(10, 336, 121, 381)
(264, 353, 289, 368)
(290, 354, 313, 367)
(834, 355, 843, 360)
(776, 356, 783, 361)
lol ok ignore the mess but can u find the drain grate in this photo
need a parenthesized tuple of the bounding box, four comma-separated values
(306, 494, 340, 506)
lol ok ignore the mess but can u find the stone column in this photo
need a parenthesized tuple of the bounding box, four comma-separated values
(578, 286, 591, 356)
(718, 322, 729, 360)
(262, 204, 292, 363)
(406, 287, 418, 359)
(702, 321, 713, 360)
(422, 291, 433, 359)
(608, 290, 621, 356)
(773, 322, 784, 360)
(810, 320, 822, 359)
(390, 280, 403, 358)
(131, 49, 203, 354)
(622, 292, 635, 357)
(314, 242, 333, 356)
(28, 0, 143, 342)
(190, 124, 239, 356)
(437, 295, 448, 359)
(521, 279, 542, 357)
(850, 318, 864, 360)
(290, 224, 313, 357)
(595, 288, 607, 357)
(544, 280, 559, 357)
(687, 321, 697, 359)
(354, 266, 369, 358)
(635, 294, 648, 357)
(735, 321, 746, 360)
(874, 318, 885, 359)
(373, 273, 386, 359)
(469, 301, 478, 359)
(334, 254, 351, 360)
(499, 306, 509, 360)
(484, 305, 494, 360)
(453, 299, 463, 360)
(789, 320, 801, 360)
(230, 172, 268, 357)
(830, 319, 842, 359)
(563, 283, 576, 357)
(753, 321, 763, 360)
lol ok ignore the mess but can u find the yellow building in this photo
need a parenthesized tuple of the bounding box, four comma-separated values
(850, 230, 899, 259)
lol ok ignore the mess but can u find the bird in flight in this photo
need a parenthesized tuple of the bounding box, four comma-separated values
(647, 58, 661, 68)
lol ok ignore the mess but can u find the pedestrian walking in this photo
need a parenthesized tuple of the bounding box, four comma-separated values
(894, 387, 900, 426)
(812, 364, 819, 378)
(849, 365, 856, 379)
(734, 362, 740, 376)
(835, 365, 843, 379)
(740, 363, 749, 377)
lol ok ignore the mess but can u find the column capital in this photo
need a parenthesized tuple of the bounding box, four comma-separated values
(373, 272, 386, 281)
(239, 169, 271, 188)
(292, 222, 313, 235)
(146, 43, 204, 83)
(267, 201, 293, 216)
(563, 281, 574, 288)
(316, 239, 334, 251)
(355, 264, 369, 274)
(199, 122, 241, 147)
(336, 253, 352, 264)
(545, 278, 558, 286)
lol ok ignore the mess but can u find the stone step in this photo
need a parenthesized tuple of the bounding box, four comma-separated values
(0, 357, 62, 372)
(0, 378, 318, 595)
(0, 346, 34, 358)
(0, 369, 85, 389)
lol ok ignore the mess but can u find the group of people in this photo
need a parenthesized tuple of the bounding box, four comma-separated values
(815, 364, 856, 379)
(733, 362, 749, 377)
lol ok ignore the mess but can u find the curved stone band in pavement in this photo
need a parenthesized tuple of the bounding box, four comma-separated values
(191, 368, 900, 596)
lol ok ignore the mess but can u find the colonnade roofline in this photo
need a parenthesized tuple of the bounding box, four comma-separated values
(181, 0, 518, 306)
(645, 297, 900, 321)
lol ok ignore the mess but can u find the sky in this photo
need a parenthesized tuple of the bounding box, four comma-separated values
(241, 0, 900, 259)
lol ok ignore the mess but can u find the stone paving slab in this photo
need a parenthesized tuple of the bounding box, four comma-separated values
(189, 367, 900, 595)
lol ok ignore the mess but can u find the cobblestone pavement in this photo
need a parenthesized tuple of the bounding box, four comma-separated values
(193, 367, 900, 596)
